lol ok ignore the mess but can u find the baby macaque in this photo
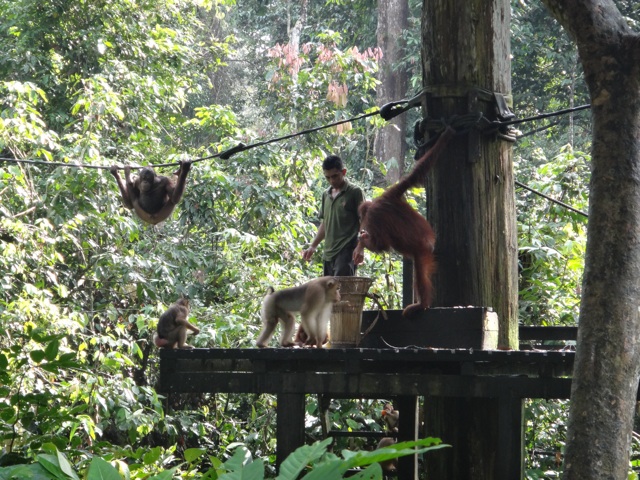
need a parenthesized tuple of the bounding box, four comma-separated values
(257, 276, 340, 348)
(294, 324, 329, 347)
(154, 298, 200, 349)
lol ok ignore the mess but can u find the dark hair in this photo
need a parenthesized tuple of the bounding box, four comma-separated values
(322, 155, 344, 171)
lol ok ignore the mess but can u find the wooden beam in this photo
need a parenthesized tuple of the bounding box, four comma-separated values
(359, 308, 498, 350)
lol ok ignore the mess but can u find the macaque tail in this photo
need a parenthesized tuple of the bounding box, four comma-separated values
(386, 126, 456, 198)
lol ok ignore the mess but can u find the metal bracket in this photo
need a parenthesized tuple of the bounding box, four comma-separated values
(493, 92, 516, 121)
(379, 89, 426, 121)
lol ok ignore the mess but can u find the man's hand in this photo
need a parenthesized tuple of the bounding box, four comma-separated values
(352, 243, 365, 266)
(302, 246, 317, 262)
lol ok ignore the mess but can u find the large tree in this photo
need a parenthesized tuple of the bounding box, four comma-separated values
(538, 1, 640, 478)
(375, 0, 409, 184)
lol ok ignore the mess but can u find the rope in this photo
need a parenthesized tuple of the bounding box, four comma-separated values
(0, 91, 592, 219)
(0, 157, 110, 170)
(199, 110, 381, 163)
(516, 121, 561, 139)
(515, 180, 588, 218)
(0, 97, 591, 170)
(0, 110, 383, 170)
(502, 104, 591, 127)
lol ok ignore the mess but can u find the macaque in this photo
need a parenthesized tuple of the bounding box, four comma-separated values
(110, 161, 191, 225)
(294, 324, 329, 347)
(381, 403, 399, 432)
(355, 127, 455, 317)
(376, 437, 398, 473)
(154, 298, 200, 349)
(377, 403, 400, 472)
(257, 276, 341, 348)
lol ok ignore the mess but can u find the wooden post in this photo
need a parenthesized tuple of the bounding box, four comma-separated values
(402, 259, 414, 308)
(276, 394, 306, 470)
(423, 397, 499, 479)
(396, 396, 419, 480)
(421, 1, 518, 478)
(497, 395, 524, 479)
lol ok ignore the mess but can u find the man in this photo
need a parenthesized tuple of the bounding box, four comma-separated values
(302, 154, 365, 275)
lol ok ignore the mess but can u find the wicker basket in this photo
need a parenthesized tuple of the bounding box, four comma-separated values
(329, 276, 373, 348)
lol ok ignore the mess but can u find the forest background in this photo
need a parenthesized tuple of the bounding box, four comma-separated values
(1, 0, 638, 478)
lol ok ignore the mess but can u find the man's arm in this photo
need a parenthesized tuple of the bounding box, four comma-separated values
(302, 222, 326, 261)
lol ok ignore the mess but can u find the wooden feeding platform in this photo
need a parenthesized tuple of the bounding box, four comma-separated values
(158, 307, 578, 480)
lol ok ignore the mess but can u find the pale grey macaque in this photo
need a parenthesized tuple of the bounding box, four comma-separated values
(256, 276, 340, 348)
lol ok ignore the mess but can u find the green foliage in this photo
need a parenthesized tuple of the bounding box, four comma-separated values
(0, 437, 447, 479)
(4, 0, 636, 477)
(275, 437, 446, 480)
(511, 3, 591, 472)
(261, 29, 381, 170)
(524, 400, 568, 479)
(511, 0, 590, 325)
(0, 0, 396, 475)
(515, 146, 588, 326)
(303, 398, 393, 454)
(511, 0, 591, 153)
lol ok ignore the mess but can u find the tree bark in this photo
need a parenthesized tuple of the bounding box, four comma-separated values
(421, 0, 517, 478)
(422, 0, 518, 348)
(538, 1, 640, 478)
(375, 0, 409, 184)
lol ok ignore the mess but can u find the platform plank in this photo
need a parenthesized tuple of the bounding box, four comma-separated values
(159, 347, 574, 398)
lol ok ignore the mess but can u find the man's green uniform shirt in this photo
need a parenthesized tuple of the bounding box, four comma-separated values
(319, 179, 364, 260)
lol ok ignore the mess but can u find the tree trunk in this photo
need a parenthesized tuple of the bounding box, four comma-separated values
(538, 1, 640, 478)
(375, 0, 409, 184)
(421, 1, 517, 478)
(286, 0, 308, 118)
(422, 0, 518, 348)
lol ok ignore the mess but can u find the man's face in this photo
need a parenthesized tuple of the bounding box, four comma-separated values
(324, 167, 346, 190)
